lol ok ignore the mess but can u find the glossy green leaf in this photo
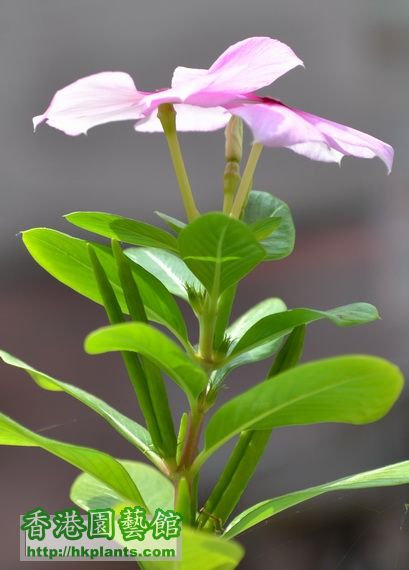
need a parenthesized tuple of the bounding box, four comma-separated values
(242, 191, 295, 260)
(178, 213, 265, 295)
(199, 356, 403, 469)
(230, 303, 379, 359)
(85, 323, 208, 405)
(250, 216, 282, 240)
(0, 350, 164, 470)
(155, 211, 186, 234)
(129, 262, 188, 342)
(71, 461, 244, 569)
(140, 526, 244, 570)
(227, 298, 287, 345)
(0, 413, 146, 507)
(70, 460, 173, 514)
(212, 298, 286, 386)
(22, 229, 187, 341)
(66, 211, 179, 252)
(224, 460, 409, 538)
(126, 247, 203, 300)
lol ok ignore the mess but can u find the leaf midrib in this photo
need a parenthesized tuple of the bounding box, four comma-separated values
(203, 371, 377, 461)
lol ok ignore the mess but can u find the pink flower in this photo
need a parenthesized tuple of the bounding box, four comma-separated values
(33, 37, 393, 172)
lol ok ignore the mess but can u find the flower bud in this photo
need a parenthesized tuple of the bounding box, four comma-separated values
(185, 283, 207, 315)
(223, 117, 243, 212)
(224, 116, 243, 164)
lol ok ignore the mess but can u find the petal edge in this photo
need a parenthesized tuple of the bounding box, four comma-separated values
(33, 72, 145, 136)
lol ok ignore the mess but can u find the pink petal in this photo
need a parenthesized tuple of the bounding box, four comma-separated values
(33, 72, 146, 136)
(170, 37, 303, 98)
(135, 104, 230, 132)
(207, 37, 304, 93)
(141, 37, 303, 112)
(296, 109, 394, 172)
(231, 100, 394, 172)
(141, 87, 238, 116)
(171, 67, 208, 88)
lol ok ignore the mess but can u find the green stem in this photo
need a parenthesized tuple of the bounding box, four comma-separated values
(230, 143, 263, 218)
(178, 407, 205, 471)
(198, 293, 219, 366)
(158, 104, 200, 222)
(176, 417, 201, 525)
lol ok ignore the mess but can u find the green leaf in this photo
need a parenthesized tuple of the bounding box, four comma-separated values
(227, 298, 287, 345)
(230, 303, 379, 360)
(70, 460, 173, 514)
(198, 356, 403, 469)
(85, 323, 208, 405)
(224, 460, 409, 538)
(212, 298, 286, 386)
(250, 216, 282, 240)
(126, 247, 203, 300)
(0, 413, 146, 507)
(65, 211, 179, 252)
(242, 191, 295, 260)
(155, 211, 186, 234)
(130, 262, 188, 343)
(140, 527, 244, 570)
(71, 461, 244, 569)
(22, 229, 187, 341)
(178, 213, 265, 296)
(0, 350, 164, 470)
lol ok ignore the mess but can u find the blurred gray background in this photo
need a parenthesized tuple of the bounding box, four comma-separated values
(1, 1, 409, 568)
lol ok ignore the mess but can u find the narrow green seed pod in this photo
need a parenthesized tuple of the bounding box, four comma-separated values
(175, 476, 192, 526)
(111, 239, 177, 460)
(176, 413, 189, 465)
(268, 325, 306, 377)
